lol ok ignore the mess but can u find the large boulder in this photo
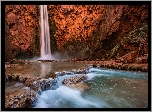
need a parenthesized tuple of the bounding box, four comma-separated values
(66, 81, 89, 91)
(62, 75, 89, 91)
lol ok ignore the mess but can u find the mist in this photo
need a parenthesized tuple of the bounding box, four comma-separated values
(33, 51, 73, 61)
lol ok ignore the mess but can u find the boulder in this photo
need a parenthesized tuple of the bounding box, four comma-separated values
(66, 81, 89, 91)
(62, 75, 89, 90)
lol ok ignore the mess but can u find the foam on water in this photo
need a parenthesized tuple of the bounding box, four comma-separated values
(86, 72, 109, 80)
(34, 85, 110, 108)
(88, 68, 148, 80)
(34, 67, 148, 108)
(14, 82, 23, 87)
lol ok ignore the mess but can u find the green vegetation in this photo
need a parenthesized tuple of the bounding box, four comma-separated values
(15, 49, 35, 59)
(62, 32, 102, 59)
(48, 14, 58, 53)
(11, 61, 24, 65)
(109, 25, 148, 58)
(136, 66, 142, 71)
(62, 37, 88, 59)
(31, 5, 40, 56)
(62, 19, 103, 59)
(28, 24, 40, 59)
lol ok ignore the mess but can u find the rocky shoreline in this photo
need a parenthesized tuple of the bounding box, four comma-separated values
(5, 59, 148, 108)
(5, 58, 148, 72)
(5, 75, 57, 108)
(81, 60, 148, 72)
(5, 60, 88, 108)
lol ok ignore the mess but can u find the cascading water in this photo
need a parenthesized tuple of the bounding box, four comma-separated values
(39, 5, 51, 59)
(36, 5, 70, 60)
(34, 67, 148, 108)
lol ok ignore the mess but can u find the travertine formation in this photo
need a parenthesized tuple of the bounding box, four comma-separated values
(5, 73, 57, 108)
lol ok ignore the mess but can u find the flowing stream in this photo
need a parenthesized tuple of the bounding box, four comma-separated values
(5, 62, 148, 108)
(34, 67, 148, 108)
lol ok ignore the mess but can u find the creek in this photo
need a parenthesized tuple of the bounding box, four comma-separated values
(5, 61, 148, 108)
(33, 65, 148, 108)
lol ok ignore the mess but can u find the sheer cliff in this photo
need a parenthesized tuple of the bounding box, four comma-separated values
(5, 5, 148, 63)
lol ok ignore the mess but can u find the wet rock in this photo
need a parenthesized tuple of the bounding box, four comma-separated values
(5, 75, 58, 108)
(142, 66, 148, 72)
(24, 78, 34, 87)
(5, 76, 9, 81)
(24, 97, 32, 108)
(66, 81, 89, 91)
(92, 64, 97, 67)
(62, 75, 88, 90)
(74, 70, 87, 74)
(12, 75, 17, 80)
(63, 75, 87, 85)
(7, 75, 12, 80)
(19, 77, 28, 83)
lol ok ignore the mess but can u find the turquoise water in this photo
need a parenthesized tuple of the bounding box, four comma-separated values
(34, 67, 148, 108)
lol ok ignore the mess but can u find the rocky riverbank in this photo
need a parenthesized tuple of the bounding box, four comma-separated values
(5, 60, 88, 108)
(4, 58, 148, 108)
(64, 58, 148, 72)
(5, 58, 148, 72)
(80, 60, 148, 72)
(5, 75, 57, 108)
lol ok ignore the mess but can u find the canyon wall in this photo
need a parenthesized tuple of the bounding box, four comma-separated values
(5, 5, 40, 60)
(48, 5, 148, 61)
(5, 5, 148, 62)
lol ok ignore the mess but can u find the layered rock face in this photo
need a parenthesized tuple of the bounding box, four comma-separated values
(5, 5, 148, 62)
(5, 5, 39, 60)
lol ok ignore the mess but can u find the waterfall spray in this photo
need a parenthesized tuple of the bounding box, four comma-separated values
(37, 5, 70, 61)
(40, 5, 51, 58)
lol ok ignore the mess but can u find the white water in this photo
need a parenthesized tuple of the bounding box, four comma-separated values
(39, 5, 51, 59)
(34, 67, 148, 108)
(34, 85, 109, 108)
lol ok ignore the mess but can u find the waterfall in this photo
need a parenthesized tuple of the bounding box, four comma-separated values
(40, 5, 51, 58)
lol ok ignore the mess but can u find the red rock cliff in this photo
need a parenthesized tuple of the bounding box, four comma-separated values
(5, 5, 39, 60)
(48, 5, 148, 60)
(5, 5, 148, 62)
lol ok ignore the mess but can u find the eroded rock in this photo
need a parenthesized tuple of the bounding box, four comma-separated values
(62, 75, 89, 90)
(5, 74, 58, 108)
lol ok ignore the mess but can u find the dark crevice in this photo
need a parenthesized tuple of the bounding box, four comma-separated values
(9, 23, 15, 29)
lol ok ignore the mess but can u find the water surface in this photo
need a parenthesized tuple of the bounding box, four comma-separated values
(34, 67, 148, 108)
(5, 61, 89, 78)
